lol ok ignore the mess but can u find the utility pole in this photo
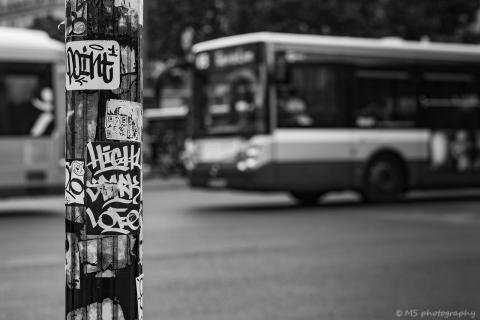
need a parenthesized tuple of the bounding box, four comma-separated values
(65, 1, 143, 319)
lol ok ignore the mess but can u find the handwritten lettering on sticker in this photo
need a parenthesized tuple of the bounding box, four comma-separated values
(106, 99, 142, 142)
(66, 160, 85, 205)
(66, 41, 120, 91)
(86, 142, 141, 235)
(136, 274, 144, 320)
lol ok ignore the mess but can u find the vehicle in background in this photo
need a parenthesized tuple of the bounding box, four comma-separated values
(0, 27, 65, 197)
(186, 32, 480, 204)
(144, 106, 188, 178)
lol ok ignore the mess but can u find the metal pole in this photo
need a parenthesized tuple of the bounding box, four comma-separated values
(65, 1, 143, 319)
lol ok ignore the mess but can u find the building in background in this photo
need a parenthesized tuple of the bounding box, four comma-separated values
(0, 0, 63, 28)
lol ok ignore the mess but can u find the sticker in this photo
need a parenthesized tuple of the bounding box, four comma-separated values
(66, 233, 80, 289)
(106, 99, 142, 142)
(66, 41, 121, 91)
(113, 45, 139, 97)
(66, 0, 87, 36)
(115, 0, 143, 25)
(136, 274, 144, 320)
(65, 160, 85, 205)
(66, 298, 125, 320)
(79, 235, 135, 275)
(431, 130, 480, 172)
(85, 142, 141, 235)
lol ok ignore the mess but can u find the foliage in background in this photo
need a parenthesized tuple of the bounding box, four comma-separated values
(147, 0, 480, 60)
(28, 0, 480, 60)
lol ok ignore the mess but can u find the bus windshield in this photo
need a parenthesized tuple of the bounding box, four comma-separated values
(193, 44, 266, 136)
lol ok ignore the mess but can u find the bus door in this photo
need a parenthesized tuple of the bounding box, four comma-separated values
(0, 62, 58, 188)
(422, 71, 480, 188)
(273, 63, 353, 191)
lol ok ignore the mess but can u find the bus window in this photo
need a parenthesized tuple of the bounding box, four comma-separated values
(278, 65, 342, 128)
(198, 67, 265, 135)
(0, 63, 54, 137)
(420, 72, 480, 129)
(355, 70, 417, 128)
(422, 72, 480, 172)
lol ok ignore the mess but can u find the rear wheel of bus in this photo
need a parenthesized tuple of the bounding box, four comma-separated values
(363, 154, 406, 203)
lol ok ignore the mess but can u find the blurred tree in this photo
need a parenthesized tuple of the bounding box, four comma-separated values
(30, 15, 64, 42)
(147, 0, 480, 60)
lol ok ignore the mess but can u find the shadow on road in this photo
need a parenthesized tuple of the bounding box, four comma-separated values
(0, 209, 61, 219)
(189, 192, 480, 215)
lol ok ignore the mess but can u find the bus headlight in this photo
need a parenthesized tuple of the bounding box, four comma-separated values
(236, 145, 261, 171)
(183, 139, 199, 171)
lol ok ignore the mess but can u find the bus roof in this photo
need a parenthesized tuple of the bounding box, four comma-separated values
(0, 27, 64, 62)
(192, 32, 480, 63)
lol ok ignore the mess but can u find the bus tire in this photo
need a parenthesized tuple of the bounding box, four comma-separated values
(363, 154, 405, 203)
(290, 192, 323, 206)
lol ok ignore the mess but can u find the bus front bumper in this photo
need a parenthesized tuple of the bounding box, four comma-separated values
(188, 163, 276, 191)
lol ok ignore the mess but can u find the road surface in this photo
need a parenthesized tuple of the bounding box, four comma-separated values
(0, 179, 479, 320)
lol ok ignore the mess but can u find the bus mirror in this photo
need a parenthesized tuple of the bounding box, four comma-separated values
(275, 52, 288, 83)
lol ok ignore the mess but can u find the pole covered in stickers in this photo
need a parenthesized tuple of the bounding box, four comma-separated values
(65, 0, 143, 319)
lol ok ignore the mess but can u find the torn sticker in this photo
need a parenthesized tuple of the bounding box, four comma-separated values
(66, 160, 85, 205)
(105, 99, 142, 142)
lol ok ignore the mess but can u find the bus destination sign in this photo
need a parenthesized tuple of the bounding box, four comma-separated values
(196, 44, 260, 70)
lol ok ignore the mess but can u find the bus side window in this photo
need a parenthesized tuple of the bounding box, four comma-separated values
(355, 70, 417, 128)
(422, 72, 480, 172)
(420, 72, 480, 129)
(0, 63, 54, 137)
(278, 65, 342, 128)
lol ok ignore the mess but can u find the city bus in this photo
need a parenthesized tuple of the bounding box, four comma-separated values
(0, 27, 65, 197)
(186, 32, 480, 204)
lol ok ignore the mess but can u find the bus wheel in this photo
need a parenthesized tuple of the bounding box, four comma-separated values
(363, 155, 405, 203)
(290, 192, 322, 206)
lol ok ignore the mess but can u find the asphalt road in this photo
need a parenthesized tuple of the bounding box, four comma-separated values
(0, 179, 479, 320)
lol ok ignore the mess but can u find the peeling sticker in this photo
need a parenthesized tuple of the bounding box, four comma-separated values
(136, 274, 144, 320)
(66, 298, 125, 320)
(79, 235, 135, 275)
(115, 0, 143, 26)
(112, 45, 138, 97)
(85, 142, 142, 235)
(66, 160, 85, 205)
(105, 99, 142, 142)
(66, 41, 121, 91)
(66, 0, 87, 37)
(66, 233, 80, 289)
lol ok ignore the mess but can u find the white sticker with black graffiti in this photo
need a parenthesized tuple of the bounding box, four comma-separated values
(85, 142, 142, 235)
(136, 274, 144, 320)
(106, 99, 142, 142)
(66, 40, 121, 91)
(66, 160, 85, 205)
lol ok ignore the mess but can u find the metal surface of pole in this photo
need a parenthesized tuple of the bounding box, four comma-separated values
(65, 1, 143, 319)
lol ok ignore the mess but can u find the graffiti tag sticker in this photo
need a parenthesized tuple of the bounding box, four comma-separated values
(66, 41, 121, 91)
(66, 160, 85, 205)
(85, 142, 142, 235)
(136, 274, 144, 320)
(105, 99, 142, 142)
